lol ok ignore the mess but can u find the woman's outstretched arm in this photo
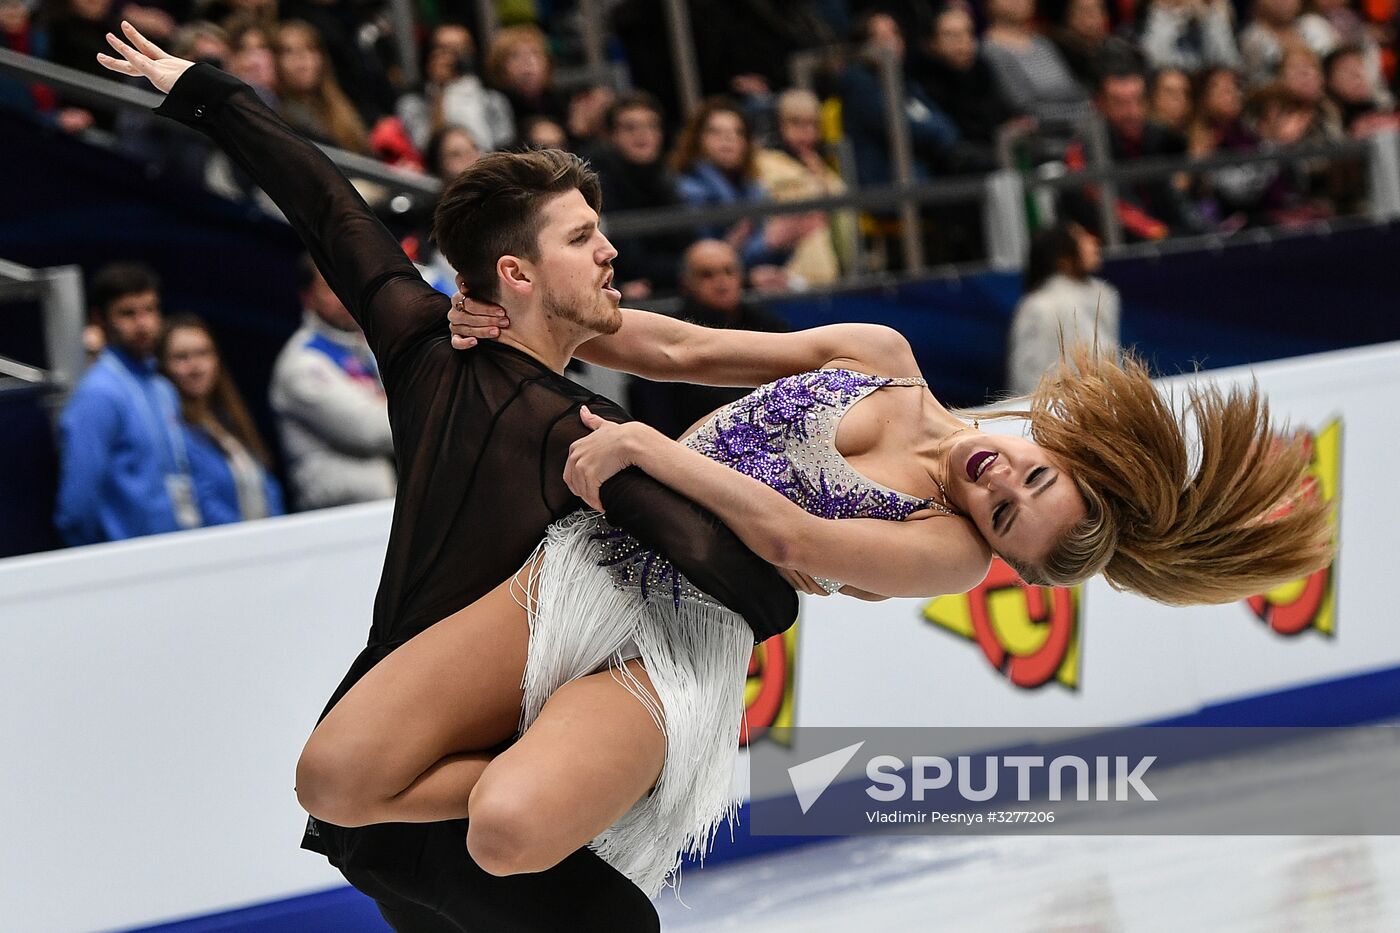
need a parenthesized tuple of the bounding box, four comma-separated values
(568, 409, 992, 599)
(99, 23, 444, 366)
(451, 297, 921, 387)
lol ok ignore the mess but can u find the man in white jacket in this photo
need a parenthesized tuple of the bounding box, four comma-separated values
(270, 255, 396, 510)
(1008, 222, 1121, 397)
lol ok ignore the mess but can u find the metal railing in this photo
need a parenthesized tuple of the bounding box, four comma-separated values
(0, 260, 86, 407)
(0, 47, 442, 208)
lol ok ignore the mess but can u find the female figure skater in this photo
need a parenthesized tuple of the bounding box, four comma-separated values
(101, 23, 1331, 924)
(450, 298, 1331, 604)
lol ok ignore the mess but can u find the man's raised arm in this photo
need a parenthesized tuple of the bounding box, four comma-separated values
(100, 25, 442, 364)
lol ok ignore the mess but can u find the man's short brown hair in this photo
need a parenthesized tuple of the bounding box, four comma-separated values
(432, 149, 602, 303)
(90, 262, 161, 316)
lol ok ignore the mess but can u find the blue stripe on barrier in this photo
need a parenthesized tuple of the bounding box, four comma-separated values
(114, 886, 386, 933)
(117, 660, 1400, 932)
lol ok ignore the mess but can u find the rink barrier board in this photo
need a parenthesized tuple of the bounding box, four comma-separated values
(119, 658, 1400, 933)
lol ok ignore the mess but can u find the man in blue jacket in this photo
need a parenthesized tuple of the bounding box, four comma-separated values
(54, 262, 203, 545)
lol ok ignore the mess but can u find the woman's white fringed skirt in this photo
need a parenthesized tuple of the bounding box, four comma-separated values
(511, 510, 756, 898)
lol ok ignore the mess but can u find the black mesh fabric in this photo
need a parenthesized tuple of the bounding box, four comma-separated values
(155, 65, 796, 877)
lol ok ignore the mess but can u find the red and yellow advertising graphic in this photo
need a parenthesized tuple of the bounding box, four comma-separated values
(1245, 419, 1342, 637)
(740, 625, 798, 747)
(921, 562, 1081, 690)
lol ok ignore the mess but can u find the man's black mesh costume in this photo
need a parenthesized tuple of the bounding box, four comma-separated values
(155, 64, 797, 931)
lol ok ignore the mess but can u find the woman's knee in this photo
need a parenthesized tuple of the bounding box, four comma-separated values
(466, 784, 559, 877)
(295, 733, 386, 827)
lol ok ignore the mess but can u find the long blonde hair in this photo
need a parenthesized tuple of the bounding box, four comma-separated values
(990, 346, 1334, 606)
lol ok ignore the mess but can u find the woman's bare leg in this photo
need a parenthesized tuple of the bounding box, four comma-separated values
(466, 658, 667, 877)
(295, 562, 535, 827)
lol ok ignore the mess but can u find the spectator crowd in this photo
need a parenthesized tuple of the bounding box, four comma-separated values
(8, 0, 1400, 545)
(6, 0, 1399, 271)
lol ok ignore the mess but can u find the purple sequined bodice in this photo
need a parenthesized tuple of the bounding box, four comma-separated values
(591, 368, 939, 605)
(685, 368, 937, 522)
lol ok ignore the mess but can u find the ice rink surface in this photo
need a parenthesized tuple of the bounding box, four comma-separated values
(656, 834, 1400, 932)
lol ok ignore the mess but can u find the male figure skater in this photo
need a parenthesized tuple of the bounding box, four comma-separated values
(98, 25, 796, 931)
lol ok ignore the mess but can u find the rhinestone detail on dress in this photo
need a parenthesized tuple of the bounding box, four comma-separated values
(591, 368, 946, 605)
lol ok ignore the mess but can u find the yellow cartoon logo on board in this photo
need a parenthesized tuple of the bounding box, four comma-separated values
(1246, 419, 1342, 636)
(921, 562, 1081, 690)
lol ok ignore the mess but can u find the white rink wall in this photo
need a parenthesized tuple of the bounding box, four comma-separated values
(0, 503, 392, 932)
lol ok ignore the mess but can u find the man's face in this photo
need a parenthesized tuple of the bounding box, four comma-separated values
(72, 0, 111, 21)
(778, 108, 821, 153)
(1099, 75, 1147, 142)
(532, 189, 622, 336)
(426, 26, 473, 85)
(610, 105, 664, 165)
(101, 289, 162, 358)
(866, 13, 905, 61)
(301, 267, 357, 332)
(681, 241, 743, 314)
(1150, 70, 1192, 128)
(1066, 0, 1108, 40)
(989, 0, 1035, 27)
(932, 9, 977, 71)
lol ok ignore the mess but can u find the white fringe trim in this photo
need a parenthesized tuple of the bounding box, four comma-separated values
(513, 510, 754, 898)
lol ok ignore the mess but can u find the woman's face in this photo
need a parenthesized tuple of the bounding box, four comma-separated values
(700, 110, 747, 172)
(438, 128, 480, 181)
(1203, 71, 1243, 122)
(277, 28, 322, 94)
(162, 327, 219, 402)
(504, 43, 549, 98)
(611, 105, 664, 164)
(1150, 70, 1193, 129)
(944, 433, 1087, 568)
(232, 32, 276, 89)
(1281, 50, 1324, 102)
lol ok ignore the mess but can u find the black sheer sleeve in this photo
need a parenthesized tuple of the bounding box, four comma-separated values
(153, 64, 444, 365)
(548, 399, 799, 644)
